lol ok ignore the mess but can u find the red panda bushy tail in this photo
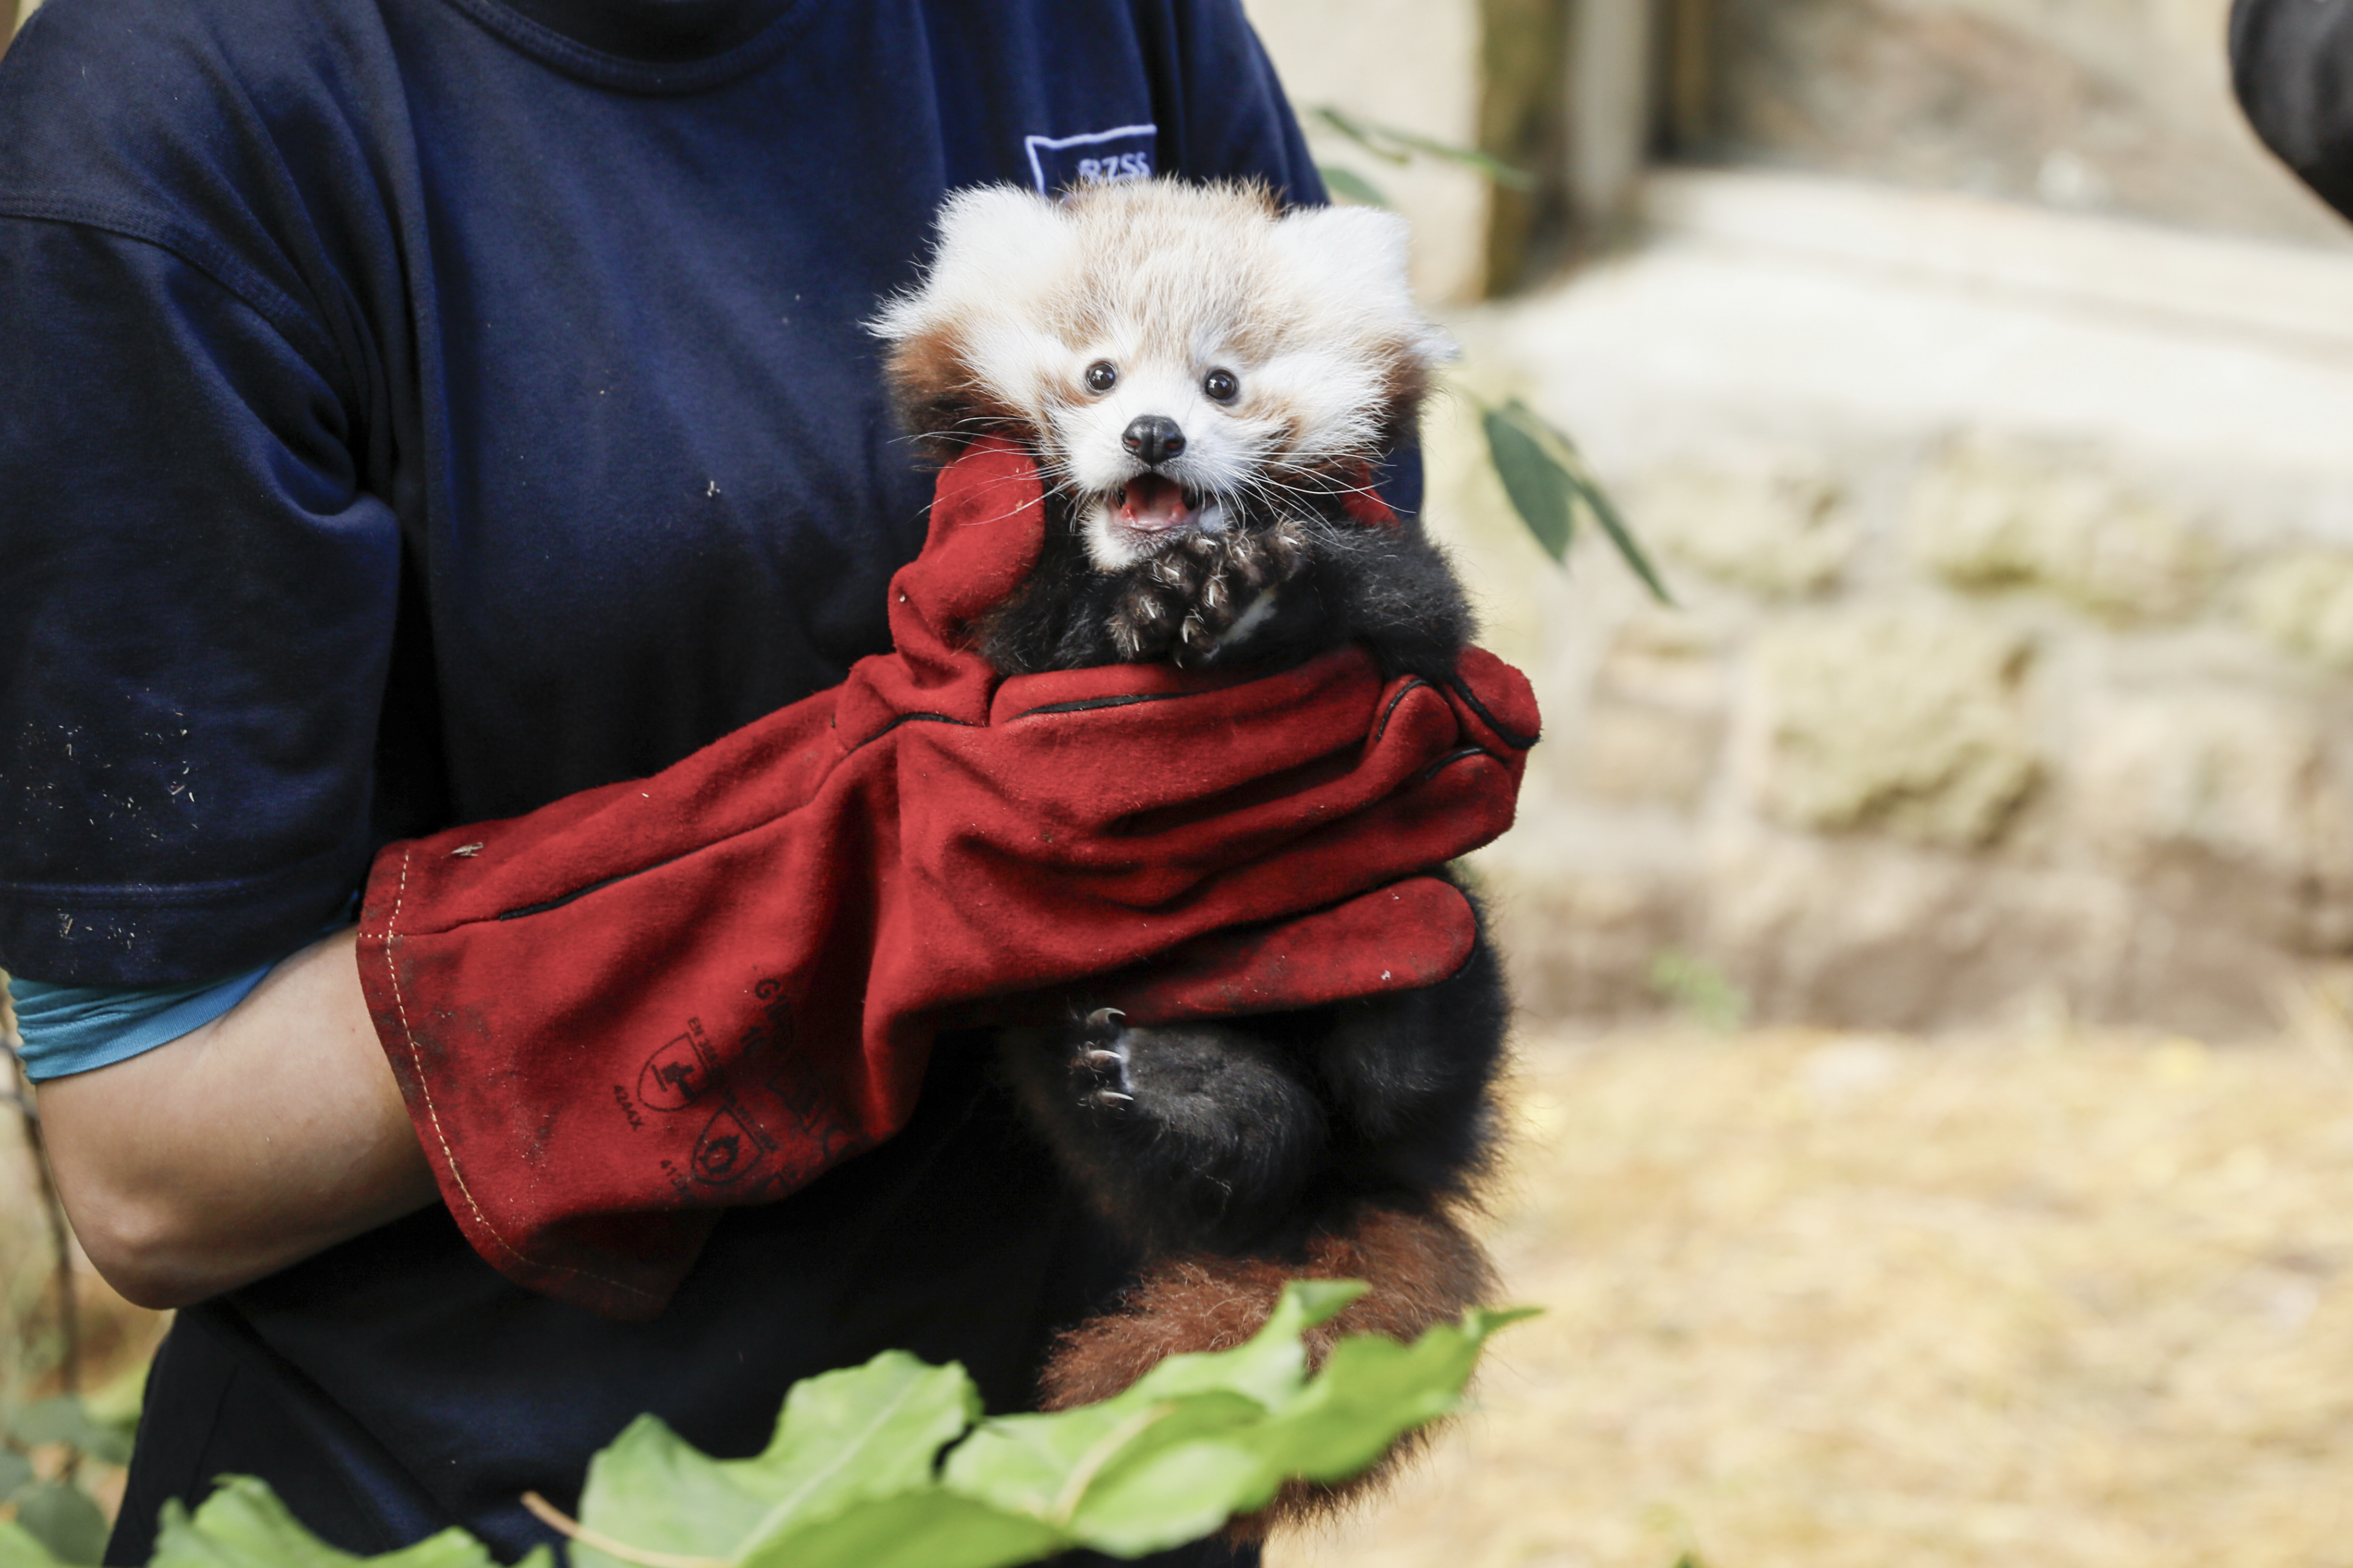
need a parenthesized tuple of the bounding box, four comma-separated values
(1036, 1204, 1497, 1535)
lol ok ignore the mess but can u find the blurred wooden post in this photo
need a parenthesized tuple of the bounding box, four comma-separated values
(1564, 0, 1654, 244)
(1478, 0, 1572, 294)
(4, 0, 42, 54)
(1480, 0, 1668, 291)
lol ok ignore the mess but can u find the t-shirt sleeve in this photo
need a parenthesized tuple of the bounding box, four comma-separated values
(0, 216, 397, 985)
(1151, 0, 1329, 205)
(2230, 0, 2353, 223)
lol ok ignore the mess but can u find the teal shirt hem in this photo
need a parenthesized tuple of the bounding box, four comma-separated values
(7, 965, 274, 1081)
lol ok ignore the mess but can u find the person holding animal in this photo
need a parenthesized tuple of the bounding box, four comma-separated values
(0, 1, 1530, 1564)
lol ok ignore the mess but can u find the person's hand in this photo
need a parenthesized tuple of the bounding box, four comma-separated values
(358, 441, 1537, 1318)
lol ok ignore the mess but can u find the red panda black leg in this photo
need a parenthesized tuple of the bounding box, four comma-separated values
(998, 1011, 1331, 1255)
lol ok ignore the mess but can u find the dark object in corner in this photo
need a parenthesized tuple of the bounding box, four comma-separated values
(2230, 0, 2353, 223)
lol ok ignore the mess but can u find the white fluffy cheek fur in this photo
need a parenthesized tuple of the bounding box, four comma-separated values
(1247, 348, 1388, 465)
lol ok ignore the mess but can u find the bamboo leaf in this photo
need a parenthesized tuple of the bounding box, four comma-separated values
(1317, 164, 1390, 208)
(1306, 107, 1535, 188)
(1483, 405, 1574, 561)
(1488, 398, 1673, 603)
(1358, 126, 1538, 189)
(1570, 465, 1674, 605)
(1307, 105, 1411, 166)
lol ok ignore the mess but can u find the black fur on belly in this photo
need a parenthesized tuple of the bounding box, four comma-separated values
(978, 483, 1475, 683)
(983, 475, 1510, 1280)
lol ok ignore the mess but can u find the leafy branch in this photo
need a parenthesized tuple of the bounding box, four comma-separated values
(2, 1283, 1531, 1568)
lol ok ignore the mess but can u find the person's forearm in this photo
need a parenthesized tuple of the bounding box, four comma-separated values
(35, 927, 437, 1308)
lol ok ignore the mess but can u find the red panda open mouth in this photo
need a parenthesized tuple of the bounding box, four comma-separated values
(1114, 474, 1196, 533)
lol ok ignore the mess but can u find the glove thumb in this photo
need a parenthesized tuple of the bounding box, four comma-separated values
(887, 438, 1048, 660)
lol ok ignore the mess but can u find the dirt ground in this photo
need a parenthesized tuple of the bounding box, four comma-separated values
(1270, 1020, 2353, 1568)
(11, 1020, 2353, 1565)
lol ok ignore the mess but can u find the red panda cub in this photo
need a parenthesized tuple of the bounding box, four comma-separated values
(872, 179, 1510, 1521)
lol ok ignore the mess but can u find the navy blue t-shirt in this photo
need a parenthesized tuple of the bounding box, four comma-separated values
(0, 0, 1319, 1558)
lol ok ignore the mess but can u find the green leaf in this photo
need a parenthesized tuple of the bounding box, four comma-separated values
(735, 1490, 1059, 1568)
(10, 1399, 134, 1468)
(942, 1280, 1358, 1550)
(552, 1284, 1528, 1568)
(0, 1520, 67, 1568)
(0, 1450, 34, 1500)
(578, 1352, 980, 1568)
(566, 1416, 769, 1568)
(0, 1290, 1524, 1568)
(1124, 1279, 1363, 1409)
(944, 1284, 1524, 1561)
(1483, 404, 1574, 562)
(1317, 165, 1389, 208)
(1485, 399, 1673, 604)
(1308, 105, 1411, 166)
(1307, 107, 1536, 189)
(944, 1392, 1261, 1549)
(148, 1478, 528, 1568)
(79, 1356, 151, 1442)
(1565, 462, 1673, 606)
(10, 1484, 106, 1567)
(1059, 1439, 1263, 1558)
(1242, 1307, 1541, 1486)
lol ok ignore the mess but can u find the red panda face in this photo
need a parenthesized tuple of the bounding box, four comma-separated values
(871, 179, 1454, 570)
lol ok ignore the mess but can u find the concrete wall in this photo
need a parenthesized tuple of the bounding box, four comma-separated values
(1707, 0, 2351, 249)
(1434, 171, 2353, 1038)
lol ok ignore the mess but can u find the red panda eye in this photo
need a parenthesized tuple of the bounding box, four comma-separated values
(1085, 361, 1118, 394)
(1203, 368, 1239, 403)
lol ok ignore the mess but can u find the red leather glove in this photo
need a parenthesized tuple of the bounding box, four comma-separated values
(356, 440, 1538, 1319)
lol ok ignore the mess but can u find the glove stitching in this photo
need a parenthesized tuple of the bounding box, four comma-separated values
(381, 843, 661, 1305)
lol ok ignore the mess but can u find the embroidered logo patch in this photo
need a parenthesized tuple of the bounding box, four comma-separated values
(1024, 124, 1159, 195)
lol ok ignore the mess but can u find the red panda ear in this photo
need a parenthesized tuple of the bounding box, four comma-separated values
(1270, 205, 1415, 306)
(872, 185, 1076, 348)
(870, 185, 1079, 456)
(1267, 205, 1456, 372)
(925, 185, 1078, 296)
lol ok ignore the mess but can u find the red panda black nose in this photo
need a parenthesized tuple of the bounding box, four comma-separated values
(1123, 415, 1186, 467)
